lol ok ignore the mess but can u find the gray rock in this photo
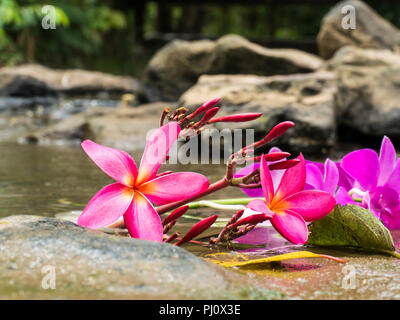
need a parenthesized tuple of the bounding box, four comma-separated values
(179, 72, 337, 154)
(326, 46, 400, 136)
(140, 34, 323, 102)
(0, 64, 138, 97)
(22, 102, 177, 150)
(317, 0, 400, 59)
(0, 215, 285, 299)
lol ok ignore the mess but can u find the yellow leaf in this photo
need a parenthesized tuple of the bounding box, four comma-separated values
(205, 251, 346, 268)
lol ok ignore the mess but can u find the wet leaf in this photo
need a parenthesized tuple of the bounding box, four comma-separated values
(307, 205, 400, 257)
(204, 251, 345, 268)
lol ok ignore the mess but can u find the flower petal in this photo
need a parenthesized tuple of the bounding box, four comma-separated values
(123, 192, 163, 242)
(385, 159, 400, 192)
(281, 190, 336, 222)
(138, 172, 209, 205)
(335, 187, 355, 206)
(137, 122, 180, 185)
(270, 210, 308, 244)
(77, 183, 134, 229)
(235, 162, 264, 197)
(274, 154, 306, 203)
(378, 136, 397, 186)
(342, 149, 379, 191)
(81, 140, 138, 187)
(305, 163, 324, 190)
(323, 159, 339, 195)
(260, 154, 275, 205)
(247, 199, 270, 213)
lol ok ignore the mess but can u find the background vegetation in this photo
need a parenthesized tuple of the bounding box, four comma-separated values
(1, 0, 400, 76)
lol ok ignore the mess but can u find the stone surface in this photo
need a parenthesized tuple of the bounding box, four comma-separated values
(0, 64, 138, 97)
(0, 215, 284, 299)
(317, 0, 400, 59)
(21, 102, 176, 150)
(179, 72, 337, 154)
(140, 34, 323, 102)
(326, 46, 400, 136)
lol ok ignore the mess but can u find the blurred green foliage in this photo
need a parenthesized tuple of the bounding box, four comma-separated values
(1, 1, 400, 76)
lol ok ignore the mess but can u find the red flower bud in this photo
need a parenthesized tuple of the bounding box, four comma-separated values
(269, 159, 300, 170)
(227, 213, 271, 230)
(187, 98, 221, 120)
(162, 205, 189, 226)
(175, 215, 218, 246)
(255, 121, 295, 148)
(199, 107, 219, 124)
(207, 113, 262, 124)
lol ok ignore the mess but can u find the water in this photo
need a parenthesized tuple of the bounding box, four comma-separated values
(1, 142, 400, 299)
(0, 142, 244, 217)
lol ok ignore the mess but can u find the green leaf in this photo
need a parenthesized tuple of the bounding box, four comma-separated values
(307, 205, 399, 257)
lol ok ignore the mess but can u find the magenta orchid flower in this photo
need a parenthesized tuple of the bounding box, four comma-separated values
(341, 136, 400, 229)
(77, 122, 209, 242)
(246, 154, 336, 244)
(305, 159, 355, 206)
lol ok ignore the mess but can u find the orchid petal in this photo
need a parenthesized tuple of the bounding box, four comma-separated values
(234, 162, 264, 197)
(341, 149, 379, 191)
(385, 159, 400, 192)
(138, 172, 209, 205)
(260, 155, 275, 205)
(137, 122, 180, 185)
(323, 159, 339, 195)
(305, 163, 324, 190)
(77, 183, 134, 229)
(270, 210, 308, 244)
(281, 190, 336, 222)
(274, 154, 306, 203)
(336, 162, 355, 191)
(335, 187, 355, 206)
(379, 136, 397, 186)
(81, 140, 138, 187)
(123, 192, 163, 242)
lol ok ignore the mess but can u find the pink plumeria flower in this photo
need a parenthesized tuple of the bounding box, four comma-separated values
(77, 122, 209, 242)
(246, 154, 336, 244)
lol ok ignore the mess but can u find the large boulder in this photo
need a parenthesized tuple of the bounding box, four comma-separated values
(326, 46, 400, 136)
(0, 215, 283, 299)
(179, 72, 337, 154)
(22, 102, 176, 150)
(318, 0, 400, 59)
(0, 64, 138, 96)
(140, 34, 323, 102)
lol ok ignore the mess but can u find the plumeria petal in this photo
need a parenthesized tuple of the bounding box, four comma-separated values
(136, 122, 180, 185)
(123, 192, 163, 242)
(281, 190, 336, 222)
(323, 159, 339, 195)
(274, 154, 306, 203)
(81, 140, 138, 187)
(137, 172, 209, 205)
(378, 136, 397, 186)
(260, 155, 275, 205)
(342, 149, 379, 191)
(248, 199, 270, 213)
(77, 183, 134, 229)
(270, 210, 308, 244)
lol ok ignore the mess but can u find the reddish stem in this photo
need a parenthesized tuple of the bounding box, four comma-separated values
(156, 178, 230, 215)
